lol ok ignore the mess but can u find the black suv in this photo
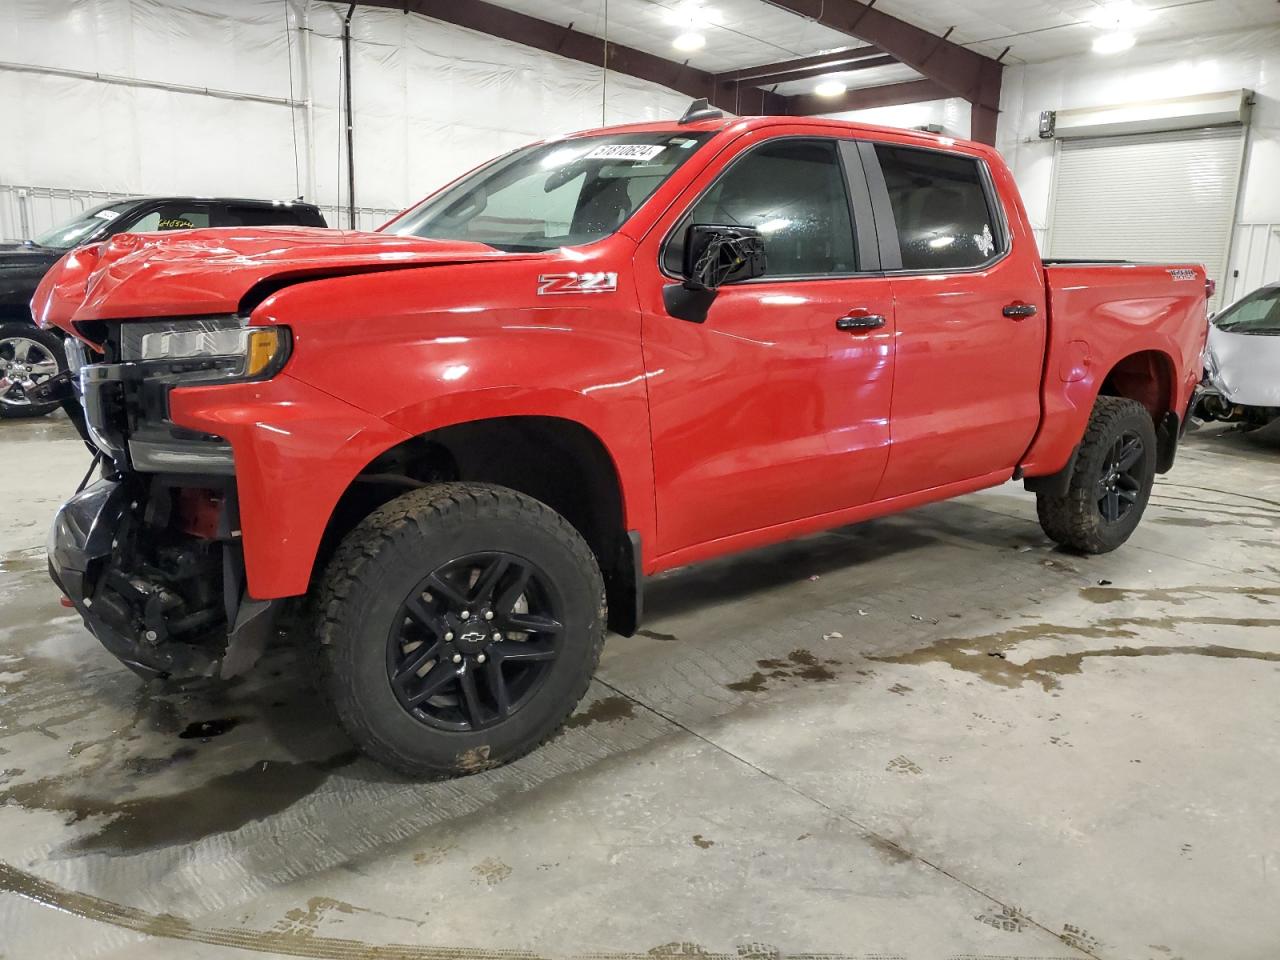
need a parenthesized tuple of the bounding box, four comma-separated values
(0, 197, 328, 418)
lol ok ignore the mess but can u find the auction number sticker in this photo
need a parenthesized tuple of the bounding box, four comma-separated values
(586, 144, 667, 162)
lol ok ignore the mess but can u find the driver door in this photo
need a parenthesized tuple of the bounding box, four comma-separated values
(634, 131, 896, 559)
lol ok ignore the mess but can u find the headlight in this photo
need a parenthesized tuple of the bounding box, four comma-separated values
(127, 318, 289, 380)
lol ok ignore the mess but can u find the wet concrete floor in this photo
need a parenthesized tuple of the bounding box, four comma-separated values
(1, 414, 1277, 959)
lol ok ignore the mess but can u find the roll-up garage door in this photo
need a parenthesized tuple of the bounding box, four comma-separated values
(1047, 126, 1245, 310)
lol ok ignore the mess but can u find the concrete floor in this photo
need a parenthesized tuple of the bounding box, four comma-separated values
(1, 415, 1278, 960)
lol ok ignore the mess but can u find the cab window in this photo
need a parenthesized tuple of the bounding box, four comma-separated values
(388, 131, 712, 252)
(665, 138, 857, 278)
(125, 206, 210, 233)
(874, 145, 1003, 270)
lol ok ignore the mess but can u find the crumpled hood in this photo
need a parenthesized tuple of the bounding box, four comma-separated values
(1205, 323, 1280, 407)
(32, 227, 545, 336)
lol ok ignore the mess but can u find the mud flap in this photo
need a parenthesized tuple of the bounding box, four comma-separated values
(220, 595, 283, 678)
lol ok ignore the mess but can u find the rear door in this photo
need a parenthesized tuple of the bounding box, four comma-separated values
(865, 141, 1046, 500)
(635, 129, 896, 558)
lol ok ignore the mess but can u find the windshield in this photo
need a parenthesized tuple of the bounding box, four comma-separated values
(385, 131, 713, 252)
(33, 200, 137, 250)
(1214, 286, 1280, 335)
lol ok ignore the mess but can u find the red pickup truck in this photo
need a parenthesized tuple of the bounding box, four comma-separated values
(37, 105, 1208, 777)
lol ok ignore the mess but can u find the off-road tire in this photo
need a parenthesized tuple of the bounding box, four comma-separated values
(1036, 396, 1157, 554)
(313, 482, 606, 778)
(0, 322, 67, 419)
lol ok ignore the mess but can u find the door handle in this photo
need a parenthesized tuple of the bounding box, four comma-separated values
(835, 313, 886, 331)
(1003, 302, 1038, 319)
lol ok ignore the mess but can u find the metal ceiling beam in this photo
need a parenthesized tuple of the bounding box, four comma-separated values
(350, 0, 759, 111)
(715, 45, 882, 83)
(759, 0, 1003, 142)
(729, 54, 899, 88)
(786, 78, 948, 116)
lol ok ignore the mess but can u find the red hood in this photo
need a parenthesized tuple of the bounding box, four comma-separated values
(33, 227, 544, 335)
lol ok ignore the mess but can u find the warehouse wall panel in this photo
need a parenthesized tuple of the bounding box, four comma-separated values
(998, 25, 1280, 305)
(0, 0, 690, 239)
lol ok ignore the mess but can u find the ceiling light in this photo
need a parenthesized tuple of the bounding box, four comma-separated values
(1092, 30, 1136, 54)
(1086, 1, 1155, 30)
(814, 79, 847, 97)
(672, 32, 706, 52)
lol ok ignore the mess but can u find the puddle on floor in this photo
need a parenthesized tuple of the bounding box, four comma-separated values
(871, 616, 1280, 692)
(0, 750, 357, 855)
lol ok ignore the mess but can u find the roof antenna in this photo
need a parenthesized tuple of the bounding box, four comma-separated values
(679, 97, 724, 124)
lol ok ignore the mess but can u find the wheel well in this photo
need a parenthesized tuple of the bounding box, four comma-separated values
(1097, 349, 1178, 471)
(317, 416, 639, 635)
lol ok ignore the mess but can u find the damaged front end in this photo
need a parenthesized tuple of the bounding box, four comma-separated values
(49, 476, 277, 679)
(47, 322, 286, 680)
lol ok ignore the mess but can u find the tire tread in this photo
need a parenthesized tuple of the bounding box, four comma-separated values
(312, 482, 605, 778)
(1035, 396, 1156, 554)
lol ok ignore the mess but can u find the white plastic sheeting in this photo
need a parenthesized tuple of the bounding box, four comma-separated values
(997, 26, 1280, 298)
(820, 98, 972, 140)
(0, 0, 691, 236)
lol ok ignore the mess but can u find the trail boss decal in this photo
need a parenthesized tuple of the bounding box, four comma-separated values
(1167, 268, 1196, 281)
(537, 272, 618, 295)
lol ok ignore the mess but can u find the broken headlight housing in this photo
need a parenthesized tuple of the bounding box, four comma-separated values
(123, 317, 290, 382)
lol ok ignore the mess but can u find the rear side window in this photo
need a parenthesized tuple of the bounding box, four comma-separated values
(875, 145, 1002, 270)
(125, 206, 210, 233)
(665, 138, 857, 278)
(219, 204, 327, 228)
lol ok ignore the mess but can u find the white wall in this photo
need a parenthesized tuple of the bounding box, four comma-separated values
(0, 0, 690, 238)
(997, 26, 1280, 303)
(821, 97, 972, 140)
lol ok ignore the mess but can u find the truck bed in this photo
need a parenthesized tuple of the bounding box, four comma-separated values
(1020, 261, 1210, 478)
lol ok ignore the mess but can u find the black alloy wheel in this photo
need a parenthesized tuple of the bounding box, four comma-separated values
(1035, 396, 1158, 554)
(387, 552, 563, 731)
(1096, 430, 1145, 523)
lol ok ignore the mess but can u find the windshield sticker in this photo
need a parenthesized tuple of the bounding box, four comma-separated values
(538, 272, 618, 295)
(974, 223, 994, 257)
(94, 210, 120, 220)
(585, 144, 667, 162)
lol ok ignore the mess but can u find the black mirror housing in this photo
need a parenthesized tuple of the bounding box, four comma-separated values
(682, 224, 767, 291)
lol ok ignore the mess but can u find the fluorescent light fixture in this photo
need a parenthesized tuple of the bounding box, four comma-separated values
(756, 217, 792, 234)
(1092, 30, 1136, 54)
(814, 79, 847, 97)
(928, 236, 956, 249)
(672, 32, 706, 52)
(1086, 1, 1155, 30)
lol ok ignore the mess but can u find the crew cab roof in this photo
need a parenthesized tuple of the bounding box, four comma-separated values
(554, 114, 991, 157)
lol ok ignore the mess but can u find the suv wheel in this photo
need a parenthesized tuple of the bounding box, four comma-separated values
(1036, 396, 1157, 554)
(0, 323, 66, 419)
(314, 482, 606, 778)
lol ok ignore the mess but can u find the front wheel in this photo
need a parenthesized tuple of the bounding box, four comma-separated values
(1036, 396, 1158, 554)
(314, 483, 606, 778)
(0, 322, 67, 419)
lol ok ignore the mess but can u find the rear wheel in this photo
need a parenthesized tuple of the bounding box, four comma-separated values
(1036, 396, 1157, 554)
(0, 323, 66, 419)
(314, 482, 606, 778)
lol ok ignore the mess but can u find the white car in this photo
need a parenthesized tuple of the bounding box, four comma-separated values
(1199, 282, 1280, 429)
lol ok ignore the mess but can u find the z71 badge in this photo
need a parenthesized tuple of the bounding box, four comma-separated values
(537, 272, 618, 295)
(1167, 268, 1196, 281)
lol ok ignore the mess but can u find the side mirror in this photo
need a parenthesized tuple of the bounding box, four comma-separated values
(682, 224, 766, 291)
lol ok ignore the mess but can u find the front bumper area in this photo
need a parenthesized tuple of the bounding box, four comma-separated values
(49, 476, 281, 680)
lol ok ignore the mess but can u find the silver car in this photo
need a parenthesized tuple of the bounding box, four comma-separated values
(1199, 282, 1280, 428)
